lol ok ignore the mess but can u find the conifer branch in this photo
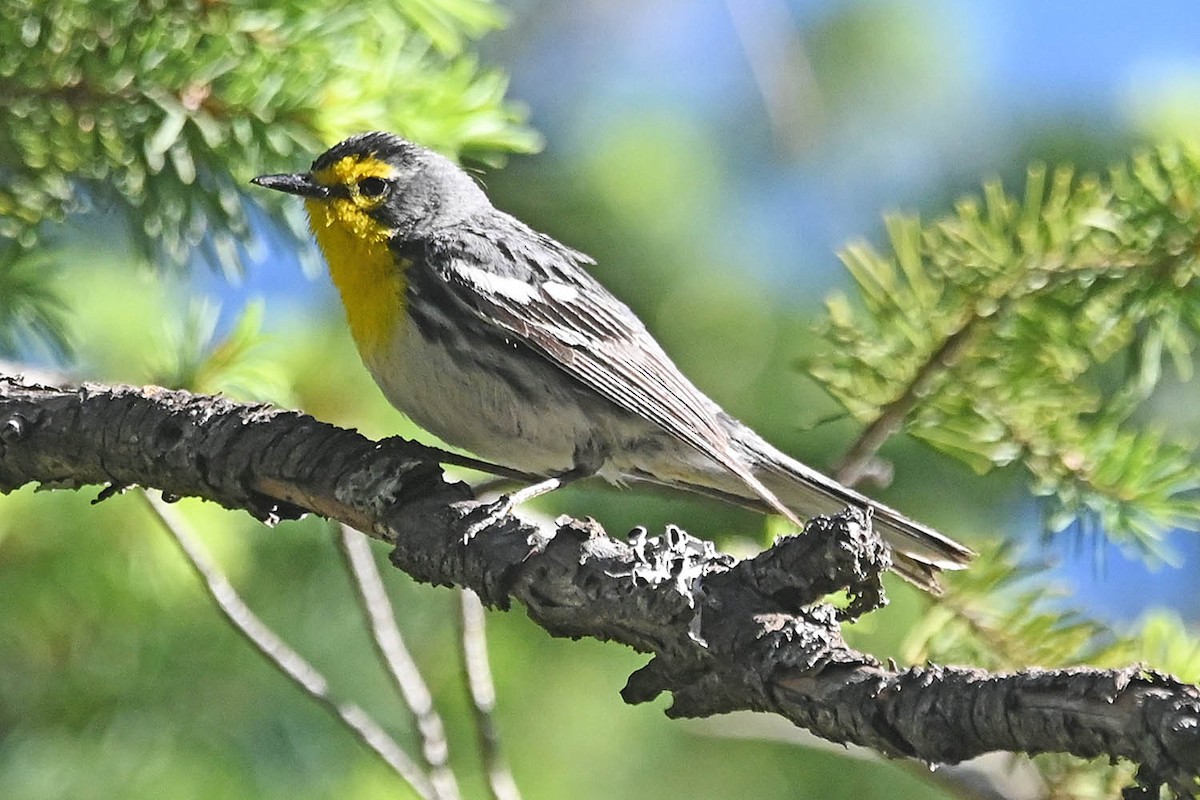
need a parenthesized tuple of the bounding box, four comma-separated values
(834, 310, 985, 486)
(814, 147, 1200, 552)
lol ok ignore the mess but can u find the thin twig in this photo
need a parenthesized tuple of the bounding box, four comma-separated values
(724, 0, 823, 155)
(335, 523, 461, 800)
(458, 589, 522, 800)
(139, 491, 436, 799)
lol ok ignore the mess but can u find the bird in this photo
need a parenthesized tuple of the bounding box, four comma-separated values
(252, 131, 973, 590)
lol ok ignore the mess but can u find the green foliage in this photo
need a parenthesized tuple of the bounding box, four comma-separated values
(144, 299, 293, 404)
(812, 143, 1200, 556)
(1116, 610, 1200, 683)
(0, 241, 70, 359)
(902, 542, 1114, 669)
(0, 0, 537, 355)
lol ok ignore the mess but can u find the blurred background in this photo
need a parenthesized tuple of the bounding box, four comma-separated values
(2, 1, 1199, 798)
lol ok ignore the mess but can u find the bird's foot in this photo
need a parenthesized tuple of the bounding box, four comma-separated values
(461, 474, 568, 542)
(461, 494, 519, 543)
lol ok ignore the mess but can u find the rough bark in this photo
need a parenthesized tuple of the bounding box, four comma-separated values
(1, 376, 1197, 796)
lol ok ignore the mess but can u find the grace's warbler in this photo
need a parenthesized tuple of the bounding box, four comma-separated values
(252, 131, 972, 589)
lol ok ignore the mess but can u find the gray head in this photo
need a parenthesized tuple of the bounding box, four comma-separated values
(252, 131, 491, 239)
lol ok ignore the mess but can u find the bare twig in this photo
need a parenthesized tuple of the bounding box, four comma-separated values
(140, 491, 435, 799)
(458, 589, 522, 800)
(335, 523, 461, 800)
(724, 0, 823, 155)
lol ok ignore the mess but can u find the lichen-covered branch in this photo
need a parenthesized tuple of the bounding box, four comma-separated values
(1, 376, 1197, 796)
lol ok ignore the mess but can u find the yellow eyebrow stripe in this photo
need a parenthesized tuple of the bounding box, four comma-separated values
(312, 155, 395, 186)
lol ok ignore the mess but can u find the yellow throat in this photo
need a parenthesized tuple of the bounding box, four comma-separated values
(305, 157, 407, 360)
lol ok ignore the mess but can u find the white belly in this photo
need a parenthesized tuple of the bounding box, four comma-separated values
(363, 315, 611, 476)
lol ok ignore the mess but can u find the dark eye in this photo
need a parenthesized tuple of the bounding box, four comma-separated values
(358, 177, 388, 197)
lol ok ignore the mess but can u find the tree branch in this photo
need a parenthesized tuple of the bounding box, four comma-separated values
(1, 377, 1197, 796)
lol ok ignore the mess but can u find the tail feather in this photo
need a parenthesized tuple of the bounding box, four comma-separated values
(739, 429, 973, 591)
(645, 424, 974, 592)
